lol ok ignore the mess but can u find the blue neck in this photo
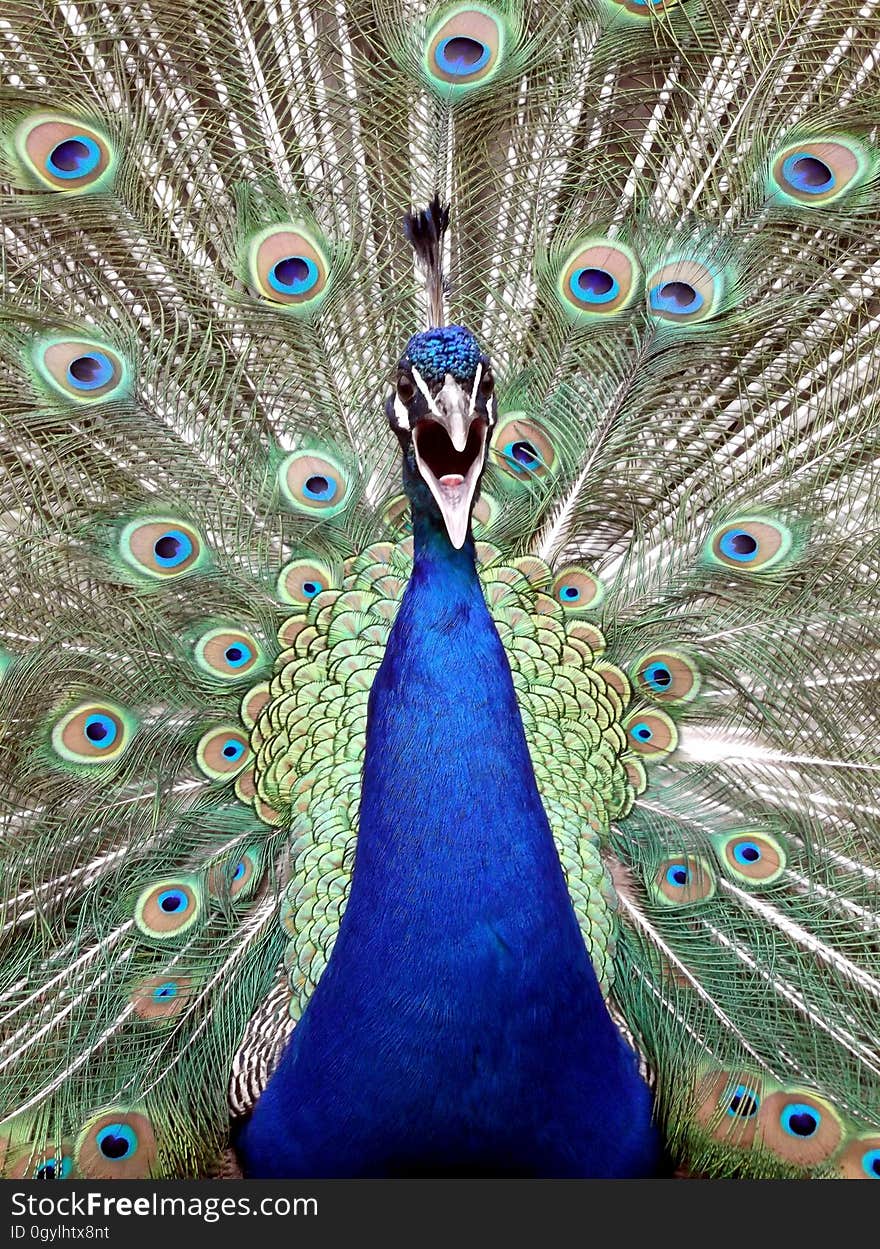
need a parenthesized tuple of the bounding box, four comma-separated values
(239, 498, 663, 1177)
(353, 505, 568, 918)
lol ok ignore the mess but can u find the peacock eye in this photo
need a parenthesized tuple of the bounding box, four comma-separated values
(769, 137, 873, 206)
(645, 258, 726, 325)
(706, 516, 794, 572)
(557, 239, 641, 320)
(30, 337, 128, 404)
(479, 370, 495, 399)
(424, 8, 506, 93)
(14, 115, 115, 192)
(248, 224, 330, 313)
(397, 375, 415, 402)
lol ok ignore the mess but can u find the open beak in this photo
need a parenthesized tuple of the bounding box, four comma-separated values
(412, 374, 488, 549)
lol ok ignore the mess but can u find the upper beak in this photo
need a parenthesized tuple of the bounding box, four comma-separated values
(412, 373, 488, 549)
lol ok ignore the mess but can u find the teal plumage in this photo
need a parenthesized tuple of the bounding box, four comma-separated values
(1, 0, 880, 1180)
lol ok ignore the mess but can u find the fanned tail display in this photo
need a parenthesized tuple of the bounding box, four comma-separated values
(1, 0, 879, 1180)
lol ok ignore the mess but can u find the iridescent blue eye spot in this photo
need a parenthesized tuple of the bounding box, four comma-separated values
(157, 889, 189, 915)
(782, 153, 835, 193)
(232, 860, 247, 882)
(559, 585, 580, 602)
(34, 1156, 72, 1180)
(224, 643, 252, 668)
(733, 841, 762, 865)
(781, 1104, 820, 1138)
(570, 267, 620, 304)
(666, 864, 690, 887)
(650, 281, 703, 316)
(719, 529, 759, 562)
(46, 135, 101, 180)
(862, 1148, 880, 1178)
(502, 440, 542, 473)
(152, 980, 178, 1001)
(631, 721, 654, 743)
(84, 713, 118, 749)
(95, 1124, 138, 1161)
(301, 580, 322, 598)
(153, 530, 193, 568)
(643, 662, 672, 691)
(302, 474, 337, 502)
(435, 35, 490, 76)
(268, 255, 319, 296)
(726, 1084, 760, 1118)
(221, 739, 245, 763)
(66, 351, 114, 390)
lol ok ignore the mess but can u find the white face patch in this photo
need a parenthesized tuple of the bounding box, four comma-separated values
(469, 363, 483, 417)
(393, 394, 410, 429)
(411, 365, 442, 417)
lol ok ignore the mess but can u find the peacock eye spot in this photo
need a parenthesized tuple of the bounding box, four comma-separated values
(275, 257, 308, 284)
(267, 254, 319, 297)
(232, 860, 246, 881)
(158, 889, 188, 914)
(644, 663, 672, 689)
(153, 532, 192, 566)
(734, 842, 762, 864)
(96, 1126, 136, 1161)
(560, 241, 639, 318)
(784, 154, 834, 192)
(511, 440, 539, 468)
(866, 1150, 880, 1178)
(727, 1085, 760, 1118)
(633, 722, 654, 742)
(790, 1113, 817, 1135)
(303, 474, 336, 502)
(219, 641, 253, 670)
(83, 713, 118, 749)
(47, 135, 100, 179)
(719, 529, 758, 561)
(650, 280, 703, 316)
(781, 1104, 820, 1137)
(302, 581, 320, 598)
(577, 268, 616, 298)
(560, 585, 580, 601)
(663, 281, 694, 306)
(51, 138, 89, 168)
(153, 981, 178, 1000)
(709, 516, 792, 572)
(666, 864, 690, 887)
(216, 737, 247, 766)
(67, 352, 113, 388)
(435, 35, 490, 76)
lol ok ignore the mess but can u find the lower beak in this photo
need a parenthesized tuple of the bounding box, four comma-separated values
(412, 407, 488, 549)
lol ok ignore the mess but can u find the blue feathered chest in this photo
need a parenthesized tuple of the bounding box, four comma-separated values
(238, 514, 663, 1177)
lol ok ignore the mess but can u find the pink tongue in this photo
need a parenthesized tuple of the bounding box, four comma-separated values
(439, 473, 465, 488)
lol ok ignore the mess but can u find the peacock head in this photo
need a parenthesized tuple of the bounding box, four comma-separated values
(386, 324, 496, 549)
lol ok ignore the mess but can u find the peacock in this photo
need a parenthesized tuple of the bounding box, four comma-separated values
(1, 0, 879, 1182)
